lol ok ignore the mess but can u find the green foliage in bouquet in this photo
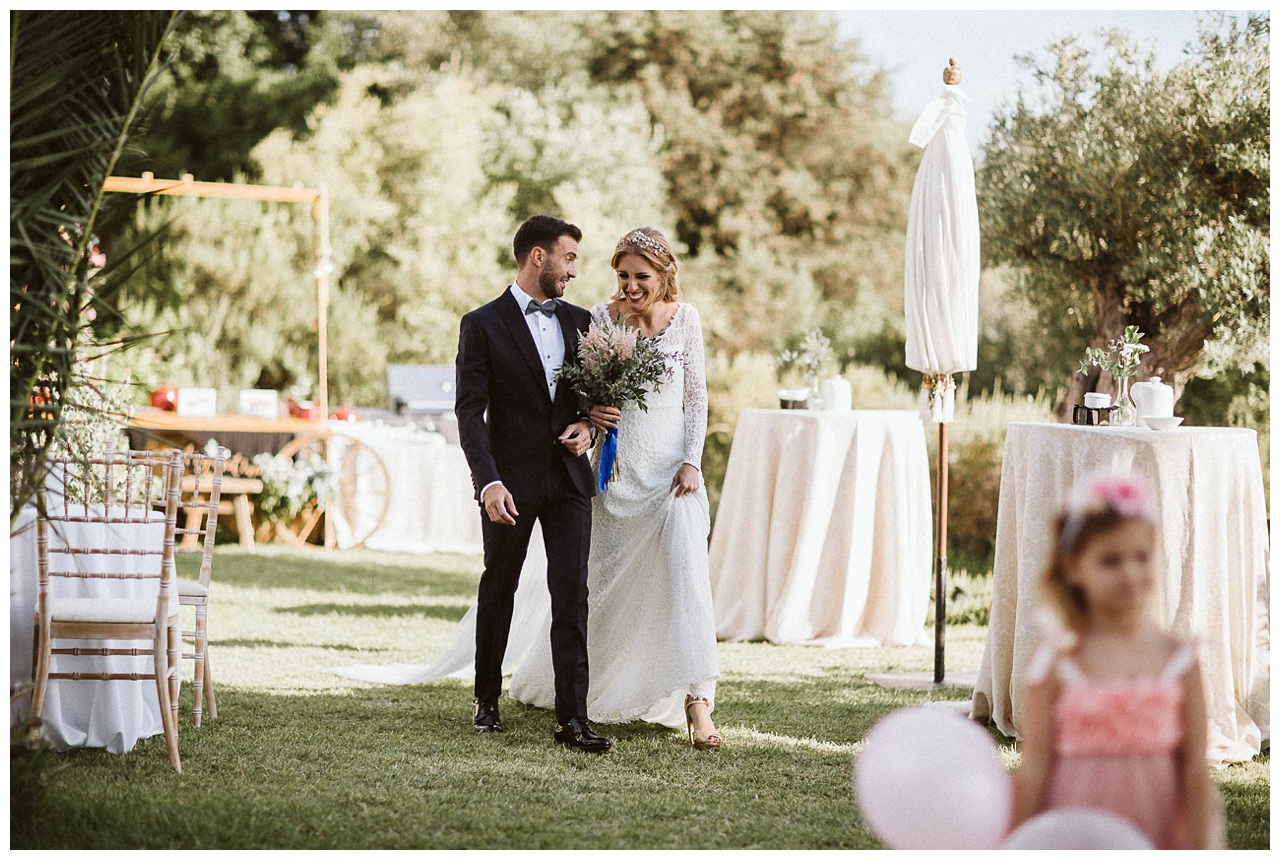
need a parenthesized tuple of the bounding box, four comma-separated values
(555, 316, 673, 410)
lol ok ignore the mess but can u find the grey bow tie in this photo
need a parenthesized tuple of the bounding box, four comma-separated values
(524, 299, 557, 317)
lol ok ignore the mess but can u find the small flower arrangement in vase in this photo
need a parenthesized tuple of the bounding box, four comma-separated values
(1077, 326, 1148, 426)
(776, 328, 834, 409)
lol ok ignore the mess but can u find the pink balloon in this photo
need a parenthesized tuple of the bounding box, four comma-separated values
(1001, 808, 1154, 849)
(853, 706, 1013, 850)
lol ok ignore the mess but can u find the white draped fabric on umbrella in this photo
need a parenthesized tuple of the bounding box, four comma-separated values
(902, 59, 980, 681)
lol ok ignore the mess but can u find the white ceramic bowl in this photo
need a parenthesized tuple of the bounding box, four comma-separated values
(1142, 416, 1184, 431)
(778, 388, 810, 410)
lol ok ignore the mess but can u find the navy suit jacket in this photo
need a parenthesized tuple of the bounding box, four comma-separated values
(454, 289, 596, 502)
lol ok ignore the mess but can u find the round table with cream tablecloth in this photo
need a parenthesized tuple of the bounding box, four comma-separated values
(709, 409, 933, 647)
(329, 420, 483, 555)
(970, 422, 1270, 765)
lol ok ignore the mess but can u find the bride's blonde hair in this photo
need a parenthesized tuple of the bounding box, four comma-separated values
(610, 227, 679, 302)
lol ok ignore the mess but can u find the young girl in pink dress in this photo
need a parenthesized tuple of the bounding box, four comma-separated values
(1011, 470, 1224, 849)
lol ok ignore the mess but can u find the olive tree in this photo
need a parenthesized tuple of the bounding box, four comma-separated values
(979, 13, 1268, 413)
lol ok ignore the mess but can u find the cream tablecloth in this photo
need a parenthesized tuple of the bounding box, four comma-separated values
(971, 422, 1270, 765)
(330, 421, 483, 555)
(10, 507, 177, 753)
(709, 409, 932, 646)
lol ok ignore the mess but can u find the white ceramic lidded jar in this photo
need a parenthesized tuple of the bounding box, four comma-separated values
(1131, 376, 1174, 427)
(821, 377, 852, 412)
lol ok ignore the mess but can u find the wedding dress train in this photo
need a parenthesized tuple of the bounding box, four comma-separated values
(334, 302, 718, 730)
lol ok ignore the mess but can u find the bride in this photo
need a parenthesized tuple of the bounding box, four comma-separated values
(336, 226, 722, 750)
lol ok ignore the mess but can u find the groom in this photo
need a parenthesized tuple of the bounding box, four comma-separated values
(454, 215, 611, 753)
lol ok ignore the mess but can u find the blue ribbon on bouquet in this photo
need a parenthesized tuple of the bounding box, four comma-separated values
(597, 426, 619, 492)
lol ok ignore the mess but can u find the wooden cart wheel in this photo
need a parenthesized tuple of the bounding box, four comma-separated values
(272, 432, 391, 549)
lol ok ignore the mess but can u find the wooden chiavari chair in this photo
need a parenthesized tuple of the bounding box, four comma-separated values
(31, 449, 185, 772)
(173, 450, 226, 727)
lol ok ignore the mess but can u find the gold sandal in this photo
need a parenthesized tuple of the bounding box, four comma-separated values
(684, 695, 723, 751)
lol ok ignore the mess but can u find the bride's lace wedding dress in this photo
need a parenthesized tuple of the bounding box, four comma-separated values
(334, 302, 719, 729)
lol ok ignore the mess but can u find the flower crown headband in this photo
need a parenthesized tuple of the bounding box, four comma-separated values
(615, 229, 669, 261)
(1058, 469, 1154, 552)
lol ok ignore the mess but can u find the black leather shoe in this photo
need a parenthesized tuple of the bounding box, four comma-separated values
(473, 699, 503, 732)
(554, 717, 612, 753)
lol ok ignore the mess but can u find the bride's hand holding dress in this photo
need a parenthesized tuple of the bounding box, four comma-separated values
(333, 225, 723, 749)
(671, 463, 700, 497)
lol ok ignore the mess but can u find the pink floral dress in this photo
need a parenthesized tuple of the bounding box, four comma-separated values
(1034, 644, 1196, 849)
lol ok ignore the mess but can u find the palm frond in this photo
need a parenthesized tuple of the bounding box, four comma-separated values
(10, 11, 181, 517)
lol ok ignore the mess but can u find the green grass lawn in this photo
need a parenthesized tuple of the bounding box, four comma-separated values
(12, 545, 1269, 849)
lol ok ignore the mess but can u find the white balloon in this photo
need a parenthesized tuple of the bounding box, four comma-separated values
(1001, 808, 1155, 850)
(853, 706, 1013, 850)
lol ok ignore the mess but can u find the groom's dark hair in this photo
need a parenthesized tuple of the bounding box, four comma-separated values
(513, 215, 581, 265)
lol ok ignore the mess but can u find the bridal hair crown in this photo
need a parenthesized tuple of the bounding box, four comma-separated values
(1058, 469, 1153, 552)
(615, 229, 669, 261)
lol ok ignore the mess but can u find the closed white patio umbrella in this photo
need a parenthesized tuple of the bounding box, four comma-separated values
(903, 59, 980, 682)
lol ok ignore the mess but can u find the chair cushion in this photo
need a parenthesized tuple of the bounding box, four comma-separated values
(176, 579, 208, 598)
(46, 595, 180, 624)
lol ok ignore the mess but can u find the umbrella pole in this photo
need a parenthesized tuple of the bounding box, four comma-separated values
(934, 419, 949, 683)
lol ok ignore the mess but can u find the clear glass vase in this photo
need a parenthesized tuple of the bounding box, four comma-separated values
(1112, 376, 1137, 427)
(806, 375, 824, 410)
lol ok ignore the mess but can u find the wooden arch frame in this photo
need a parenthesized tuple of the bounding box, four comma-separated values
(102, 172, 333, 418)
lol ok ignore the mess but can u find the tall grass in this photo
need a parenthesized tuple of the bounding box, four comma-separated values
(11, 546, 1268, 849)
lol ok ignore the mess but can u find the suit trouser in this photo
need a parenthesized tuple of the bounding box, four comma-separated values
(474, 466, 591, 724)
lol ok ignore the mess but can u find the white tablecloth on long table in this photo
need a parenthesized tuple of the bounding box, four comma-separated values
(971, 422, 1270, 765)
(9, 507, 178, 753)
(709, 409, 933, 646)
(331, 421, 483, 555)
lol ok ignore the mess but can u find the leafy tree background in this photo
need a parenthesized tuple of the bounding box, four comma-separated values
(979, 14, 1268, 425)
(79, 9, 1268, 544)
(100, 11, 918, 407)
(9, 11, 179, 513)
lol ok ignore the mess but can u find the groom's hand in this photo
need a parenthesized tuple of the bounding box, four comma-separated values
(482, 483, 519, 525)
(558, 420, 592, 457)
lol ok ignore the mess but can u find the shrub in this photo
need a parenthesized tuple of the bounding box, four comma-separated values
(944, 435, 1003, 566)
(932, 566, 995, 627)
(927, 384, 1057, 578)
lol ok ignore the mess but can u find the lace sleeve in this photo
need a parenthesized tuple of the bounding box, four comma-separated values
(678, 303, 708, 469)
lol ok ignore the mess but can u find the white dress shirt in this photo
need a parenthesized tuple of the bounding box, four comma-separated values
(509, 282, 565, 400)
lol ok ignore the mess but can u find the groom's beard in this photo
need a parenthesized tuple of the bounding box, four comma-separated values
(538, 265, 566, 299)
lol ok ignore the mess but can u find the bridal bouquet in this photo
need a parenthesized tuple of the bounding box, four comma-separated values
(555, 315, 672, 490)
